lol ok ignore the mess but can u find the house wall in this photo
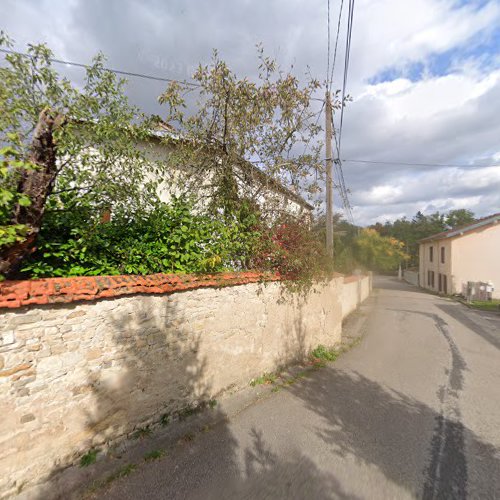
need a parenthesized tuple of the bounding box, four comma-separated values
(136, 139, 311, 218)
(419, 239, 452, 293)
(0, 273, 371, 497)
(450, 223, 500, 299)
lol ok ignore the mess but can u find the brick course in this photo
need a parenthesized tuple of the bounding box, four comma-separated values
(0, 271, 279, 309)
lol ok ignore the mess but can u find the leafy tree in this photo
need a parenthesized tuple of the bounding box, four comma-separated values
(354, 229, 409, 272)
(158, 47, 346, 218)
(312, 213, 359, 273)
(445, 209, 475, 229)
(0, 33, 159, 277)
(1, 36, 345, 283)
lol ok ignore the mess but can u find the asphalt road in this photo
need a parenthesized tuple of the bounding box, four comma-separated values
(98, 277, 500, 499)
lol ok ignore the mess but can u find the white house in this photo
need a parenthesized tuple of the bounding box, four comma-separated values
(419, 213, 500, 299)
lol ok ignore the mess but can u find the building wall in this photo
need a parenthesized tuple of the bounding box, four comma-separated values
(450, 223, 500, 299)
(137, 139, 311, 218)
(419, 239, 453, 294)
(0, 273, 371, 497)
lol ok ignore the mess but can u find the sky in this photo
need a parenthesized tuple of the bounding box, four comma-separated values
(2, 0, 500, 225)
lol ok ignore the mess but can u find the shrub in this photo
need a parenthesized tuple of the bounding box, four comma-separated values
(21, 198, 261, 278)
(254, 216, 334, 290)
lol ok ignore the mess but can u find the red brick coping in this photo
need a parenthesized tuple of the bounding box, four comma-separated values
(0, 271, 280, 309)
(343, 275, 366, 284)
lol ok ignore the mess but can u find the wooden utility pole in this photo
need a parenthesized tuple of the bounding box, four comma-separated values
(325, 90, 334, 258)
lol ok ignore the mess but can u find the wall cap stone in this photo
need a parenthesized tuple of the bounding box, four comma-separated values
(0, 271, 279, 310)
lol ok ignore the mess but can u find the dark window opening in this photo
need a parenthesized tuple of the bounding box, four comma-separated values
(441, 247, 445, 264)
(428, 270, 435, 288)
(429, 246, 434, 262)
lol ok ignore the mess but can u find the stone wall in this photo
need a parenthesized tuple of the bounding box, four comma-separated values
(0, 272, 370, 498)
(341, 274, 372, 319)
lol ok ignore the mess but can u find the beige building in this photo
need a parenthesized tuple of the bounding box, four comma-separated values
(419, 213, 500, 299)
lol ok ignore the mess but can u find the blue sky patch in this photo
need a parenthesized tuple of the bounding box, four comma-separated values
(369, 24, 500, 85)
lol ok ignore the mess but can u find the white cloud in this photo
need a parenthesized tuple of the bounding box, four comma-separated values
(2, 0, 500, 225)
(347, 0, 500, 87)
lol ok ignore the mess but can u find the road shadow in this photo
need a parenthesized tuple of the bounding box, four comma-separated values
(435, 303, 500, 351)
(96, 361, 499, 499)
(220, 428, 361, 500)
(285, 367, 499, 499)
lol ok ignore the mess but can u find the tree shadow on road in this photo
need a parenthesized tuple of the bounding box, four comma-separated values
(435, 303, 500, 351)
(286, 367, 500, 499)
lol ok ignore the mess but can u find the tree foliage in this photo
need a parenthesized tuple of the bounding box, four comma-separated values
(0, 33, 159, 276)
(1, 36, 339, 285)
(371, 209, 477, 266)
(158, 47, 345, 217)
(22, 198, 261, 277)
(354, 229, 409, 272)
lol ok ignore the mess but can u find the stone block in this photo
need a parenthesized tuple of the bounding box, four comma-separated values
(0, 331, 15, 346)
(36, 356, 63, 374)
(67, 310, 86, 319)
(60, 351, 83, 368)
(86, 348, 102, 361)
(0, 363, 31, 378)
(7, 314, 42, 326)
(44, 326, 59, 336)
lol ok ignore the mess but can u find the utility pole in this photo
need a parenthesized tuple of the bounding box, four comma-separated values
(325, 90, 334, 258)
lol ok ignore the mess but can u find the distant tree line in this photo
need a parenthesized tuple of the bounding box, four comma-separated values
(311, 208, 476, 274)
(370, 209, 475, 267)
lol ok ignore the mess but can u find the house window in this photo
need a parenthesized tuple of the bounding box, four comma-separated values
(429, 246, 434, 262)
(443, 274, 447, 294)
(428, 270, 435, 288)
(441, 247, 445, 264)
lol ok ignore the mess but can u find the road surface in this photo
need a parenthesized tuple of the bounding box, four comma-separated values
(97, 277, 500, 499)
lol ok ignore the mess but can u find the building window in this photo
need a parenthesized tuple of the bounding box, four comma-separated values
(429, 246, 434, 262)
(428, 270, 435, 288)
(441, 247, 445, 264)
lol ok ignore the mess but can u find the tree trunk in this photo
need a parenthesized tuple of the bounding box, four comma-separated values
(0, 108, 63, 277)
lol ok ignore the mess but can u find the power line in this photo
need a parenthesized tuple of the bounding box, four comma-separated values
(329, 113, 355, 224)
(341, 159, 500, 168)
(328, 0, 344, 91)
(0, 47, 201, 87)
(338, 0, 355, 154)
